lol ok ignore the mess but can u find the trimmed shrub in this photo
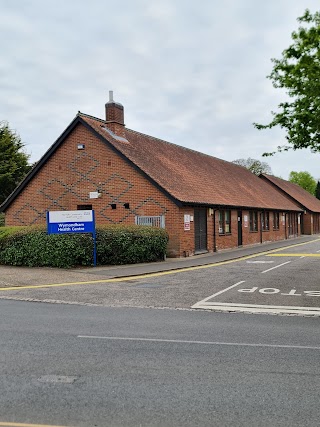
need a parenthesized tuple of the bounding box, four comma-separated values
(0, 225, 168, 268)
(96, 225, 168, 265)
(0, 213, 4, 227)
(0, 226, 93, 268)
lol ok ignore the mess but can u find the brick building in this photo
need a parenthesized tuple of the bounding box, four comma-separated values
(260, 174, 320, 235)
(1, 93, 304, 257)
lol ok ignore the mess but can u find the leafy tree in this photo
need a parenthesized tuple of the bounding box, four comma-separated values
(232, 158, 272, 175)
(0, 121, 31, 205)
(254, 10, 320, 155)
(315, 180, 320, 199)
(289, 171, 317, 195)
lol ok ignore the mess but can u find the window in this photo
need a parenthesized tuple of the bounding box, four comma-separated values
(219, 210, 231, 234)
(261, 211, 269, 231)
(273, 212, 280, 230)
(135, 215, 165, 228)
(249, 211, 258, 232)
(225, 210, 231, 233)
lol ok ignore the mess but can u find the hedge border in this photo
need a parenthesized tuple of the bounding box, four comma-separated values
(0, 225, 168, 268)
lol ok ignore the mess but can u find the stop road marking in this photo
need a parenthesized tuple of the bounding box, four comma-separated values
(238, 287, 320, 297)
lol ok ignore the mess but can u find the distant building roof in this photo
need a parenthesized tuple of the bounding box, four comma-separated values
(260, 174, 320, 213)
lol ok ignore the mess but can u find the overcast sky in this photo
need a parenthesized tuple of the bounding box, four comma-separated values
(1, 0, 319, 180)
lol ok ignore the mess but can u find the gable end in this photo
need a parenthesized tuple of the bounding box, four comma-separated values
(0, 116, 83, 212)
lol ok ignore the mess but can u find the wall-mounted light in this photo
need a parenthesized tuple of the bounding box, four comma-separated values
(77, 144, 85, 150)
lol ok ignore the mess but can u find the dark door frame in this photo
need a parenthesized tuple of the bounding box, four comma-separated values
(194, 207, 208, 253)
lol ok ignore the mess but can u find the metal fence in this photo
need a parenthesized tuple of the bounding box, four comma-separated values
(135, 215, 165, 228)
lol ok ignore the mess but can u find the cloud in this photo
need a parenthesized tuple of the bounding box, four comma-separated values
(0, 0, 319, 180)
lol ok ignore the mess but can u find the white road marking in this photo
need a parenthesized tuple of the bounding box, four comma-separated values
(196, 302, 320, 310)
(246, 261, 274, 264)
(77, 335, 320, 350)
(261, 261, 291, 274)
(192, 281, 245, 306)
(281, 290, 301, 296)
(192, 247, 320, 315)
(191, 302, 320, 316)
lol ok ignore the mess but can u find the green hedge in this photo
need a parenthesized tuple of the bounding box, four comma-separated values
(0, 213, 4, 227)
(0, 225, 168, 268)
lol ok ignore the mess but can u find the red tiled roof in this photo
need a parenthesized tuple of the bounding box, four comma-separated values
(260, 174, 320, 213)
(80, 114, 301, 211)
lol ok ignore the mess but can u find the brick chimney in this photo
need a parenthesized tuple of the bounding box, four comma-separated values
(105, 91, 125, 137)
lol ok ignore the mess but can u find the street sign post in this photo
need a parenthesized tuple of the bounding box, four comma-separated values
(47, 210, 97, 266)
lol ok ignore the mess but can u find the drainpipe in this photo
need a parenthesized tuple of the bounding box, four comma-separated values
(259, 212, 263, 244)
(213, 209, 218, 252)
(285, 213, 288, 239)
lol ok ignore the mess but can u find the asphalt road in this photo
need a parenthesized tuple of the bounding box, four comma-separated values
(1, 238, 320, 426)
(1, 299, 320, 427)
(0, 237, 319, 315)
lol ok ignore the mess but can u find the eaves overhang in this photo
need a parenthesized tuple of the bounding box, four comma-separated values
(180, 201, 303, 212)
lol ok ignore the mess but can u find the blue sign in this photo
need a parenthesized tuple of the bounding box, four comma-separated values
(47, 220, 95, 234)
(47, 210, 97, 266)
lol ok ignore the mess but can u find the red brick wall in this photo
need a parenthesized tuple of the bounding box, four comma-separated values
(215, 210, 238, 250)
(213, 209, 297, 252)
(4, 123, 303, 258)
(177, 207, 198, 256)
(175, 208, 296, 256)
(177, 207, 215, 256)
(303, 212, 320, 235)
(5, 123, 182, 256)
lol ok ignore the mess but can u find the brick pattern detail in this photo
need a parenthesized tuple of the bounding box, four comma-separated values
(12, 203, 45, 225)
(5, 124, 181, 255)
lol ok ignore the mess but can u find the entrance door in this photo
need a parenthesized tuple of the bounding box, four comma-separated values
(194, 208, 207, 252)
(288, 213, 297, 237)
(237, 210, 243, 246)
